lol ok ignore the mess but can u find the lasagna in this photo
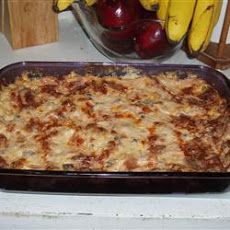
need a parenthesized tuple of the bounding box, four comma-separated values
(0, 71, 229, 172)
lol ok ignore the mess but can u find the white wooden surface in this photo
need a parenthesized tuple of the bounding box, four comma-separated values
(0, 11, 230, 229)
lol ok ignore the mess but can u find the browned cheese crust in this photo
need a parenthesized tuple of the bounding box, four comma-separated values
(0, 71, 229, 172)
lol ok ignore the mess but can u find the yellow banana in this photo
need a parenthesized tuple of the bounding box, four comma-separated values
(166, 0, 196, 43)
(188, 0, 223, 54)
(56, 0, 75, 11)
(188, 0, 216, 53)
(157, 0, 169, 22)
(139, 0, 159, 11)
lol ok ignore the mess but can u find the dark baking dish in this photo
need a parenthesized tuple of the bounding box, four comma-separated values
(0, 61, 229, 194)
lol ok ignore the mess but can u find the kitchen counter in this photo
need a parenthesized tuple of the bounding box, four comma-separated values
(0, 11, 230, 229)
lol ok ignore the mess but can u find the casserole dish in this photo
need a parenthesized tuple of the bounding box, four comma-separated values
(0, 61, 229, 193)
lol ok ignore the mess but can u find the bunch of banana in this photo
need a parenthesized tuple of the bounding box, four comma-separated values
(141, 0, 223, 54)
(138, 0, 223, 54)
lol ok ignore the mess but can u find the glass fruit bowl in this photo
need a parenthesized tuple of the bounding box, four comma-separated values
(72, 0, 182, 62)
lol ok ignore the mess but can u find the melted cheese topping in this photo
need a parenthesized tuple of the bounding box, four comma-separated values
(0, 71, 229, 172)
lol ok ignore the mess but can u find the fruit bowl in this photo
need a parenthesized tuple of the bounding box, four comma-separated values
(72, 1, 182, 62)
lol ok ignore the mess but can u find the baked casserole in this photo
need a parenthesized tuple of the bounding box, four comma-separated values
(0, 71, 229, 172)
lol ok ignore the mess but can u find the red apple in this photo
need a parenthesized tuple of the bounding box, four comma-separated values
(134, 21, 168, 58)
(96, 0, 140, 28)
